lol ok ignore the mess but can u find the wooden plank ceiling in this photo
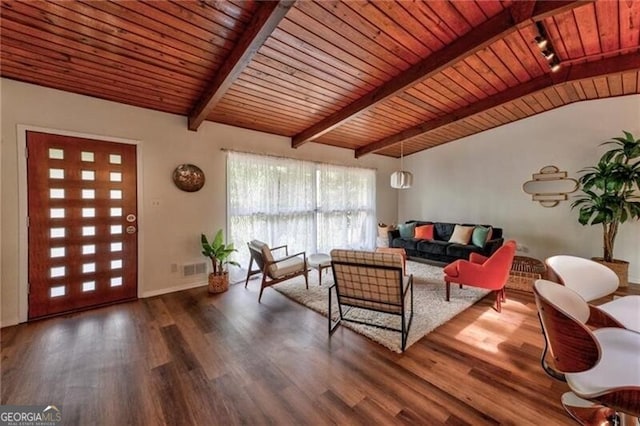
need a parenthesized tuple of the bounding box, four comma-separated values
(1, 0, 639, 158)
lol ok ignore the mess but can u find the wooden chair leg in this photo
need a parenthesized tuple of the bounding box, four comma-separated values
(495, 290, 502, 313)
(244, 258, 254, 288)
(446, 282, 451, 301)
(501, 287, 506, 302)
(258, 275, 268, 303)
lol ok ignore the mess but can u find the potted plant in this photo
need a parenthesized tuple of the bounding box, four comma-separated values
(571, 130, 640, 286)
(201, 229, 240, 294)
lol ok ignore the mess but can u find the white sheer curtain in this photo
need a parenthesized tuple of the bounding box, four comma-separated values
(227, 151, 376, 278)
(316, 163, 376, 253)
(227, 152, 316, 272)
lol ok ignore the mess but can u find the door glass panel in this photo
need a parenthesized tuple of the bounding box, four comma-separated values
(50, 247, 65, 258)
(51, 266, 65, 278)
(82, 281, 96, 292)
(82, 208, 95, 218)
(82, 263, 96, 273)
(49, 169, 64, 179)
(82, 245, 96, 255)
(81, 152, 95, 162)
(111, 259, 122, 269)
(111, 225, 122, 234)
(50, 286, 66, 297)
(110, 172, 122, 182)
(110, 207, 122, 217)
(81, 170, 95, 180)
(50, 228, 65, 238)
(110, 190, 122, 200)
(110, 242, 122, 252)
(82, 226, 96, 236)
(109, 154, 122, 164)
(82, 189, 95, 199)
(50, 208, 65, 219)
(48, 148, 64, 159)
(50, 189, 65, 199)
(110, 277, 122, 287)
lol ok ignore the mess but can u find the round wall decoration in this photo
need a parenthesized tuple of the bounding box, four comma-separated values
(172, 164, 205, 192)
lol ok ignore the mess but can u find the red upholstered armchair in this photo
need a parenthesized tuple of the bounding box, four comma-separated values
(443, 240, 516, 312)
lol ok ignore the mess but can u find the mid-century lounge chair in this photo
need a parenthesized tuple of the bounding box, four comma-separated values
(443, 240, 516, 312)
(545, 255, 619, 302)
(534, 279, 640, 424)
(329, 249, 413, 351)
(245, 240, 308, 302)
(545, 255, 640, 332)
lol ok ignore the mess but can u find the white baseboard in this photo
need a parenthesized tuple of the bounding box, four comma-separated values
(141, 280, 206, 298)
(0, 317, 20, 328)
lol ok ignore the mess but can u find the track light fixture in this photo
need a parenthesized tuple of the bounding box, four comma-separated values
(535, 36, 548, 49)
(535, 22, 560, 72)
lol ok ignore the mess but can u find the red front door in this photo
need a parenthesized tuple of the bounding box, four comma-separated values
(27, 131, 138, 319)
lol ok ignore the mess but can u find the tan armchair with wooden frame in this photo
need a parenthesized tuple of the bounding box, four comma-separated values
(245, 240, 308, 302)
(534, 279, 640, 425)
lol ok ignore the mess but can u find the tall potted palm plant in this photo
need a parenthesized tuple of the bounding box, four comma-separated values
(201, 229, 240, 294)
(571, 131, 640, 286)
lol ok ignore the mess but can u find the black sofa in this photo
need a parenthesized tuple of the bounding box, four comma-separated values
(388, 220, 504, 263)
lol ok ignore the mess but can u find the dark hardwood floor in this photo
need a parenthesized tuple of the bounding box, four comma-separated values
(3, 281, 638, 425)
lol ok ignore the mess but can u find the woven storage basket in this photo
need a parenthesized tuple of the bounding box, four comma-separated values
(377, 223, 395, 239)
(506, 256, 546, 293)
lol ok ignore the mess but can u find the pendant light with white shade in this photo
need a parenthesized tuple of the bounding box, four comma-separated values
(390, 141, 413, 189)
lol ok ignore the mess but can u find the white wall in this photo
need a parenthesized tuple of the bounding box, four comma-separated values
(400, 94, 640, 282)
(1, 78, 399, 326)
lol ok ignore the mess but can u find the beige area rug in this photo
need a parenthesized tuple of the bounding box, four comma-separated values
(272, 261, 490, 353)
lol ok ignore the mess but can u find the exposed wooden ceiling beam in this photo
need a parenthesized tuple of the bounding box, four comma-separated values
(508, 1, 537, 24)
(291, 0, 592, 148)
(188, 0, 295, 131)
(355, 53, 640, 158)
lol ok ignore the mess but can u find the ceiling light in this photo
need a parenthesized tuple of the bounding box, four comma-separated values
(549, 57, 561, 72)
(390, 141, 413, 189)
(535, 36, 548, 49)
(390, 171, 413, 189)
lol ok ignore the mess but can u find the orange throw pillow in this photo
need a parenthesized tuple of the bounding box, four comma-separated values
(415, 224, 434, 240)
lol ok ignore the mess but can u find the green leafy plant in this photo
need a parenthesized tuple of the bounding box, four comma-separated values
(201, 229, 240, 275)
(571, 131, 640, 262)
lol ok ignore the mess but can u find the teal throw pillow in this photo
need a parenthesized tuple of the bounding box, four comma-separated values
(398, 222, 416, 239)
(472, 226, 491, 248)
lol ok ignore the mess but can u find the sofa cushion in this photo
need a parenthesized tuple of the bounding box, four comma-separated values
(398, 222, 416, 238)
(472, 226, 492, 248)
(449, 225, 474, 244)
(416, 240, 449, 256)
(415, 224, 434, 240)
(446, 243, 483, 259)
(434, 223, 455, 241)
(391, 238, 419, 251)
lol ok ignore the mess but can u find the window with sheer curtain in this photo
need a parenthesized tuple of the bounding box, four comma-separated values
(227, 151, 376, 273)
